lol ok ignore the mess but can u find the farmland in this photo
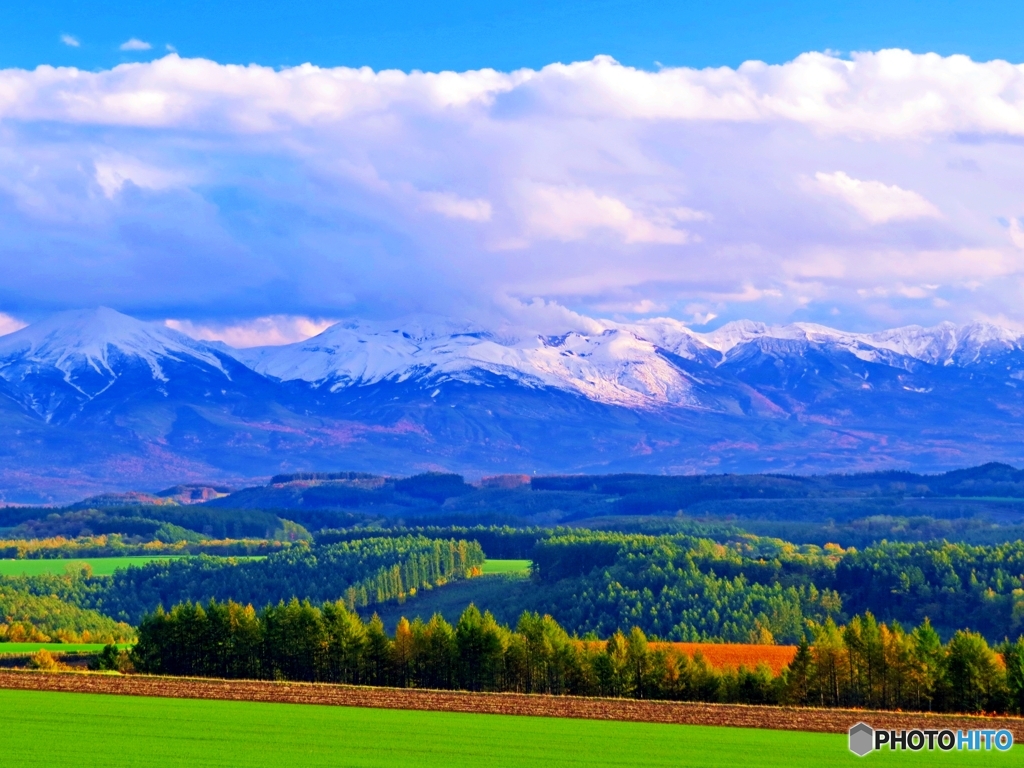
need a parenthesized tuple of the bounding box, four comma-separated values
(0, 642, 120, 654)
(0, 556, 191, 577)
(482, 559, 532, 574)
(0, 684, 998, 767)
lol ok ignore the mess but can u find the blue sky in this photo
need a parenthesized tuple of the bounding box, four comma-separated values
(3, 2, 1024, 344)
(8, 0, 1024, 73)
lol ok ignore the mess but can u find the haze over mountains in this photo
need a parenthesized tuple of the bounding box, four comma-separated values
(2, 307, 1024, 503)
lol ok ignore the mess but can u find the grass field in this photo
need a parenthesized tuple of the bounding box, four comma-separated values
(482, 559, 532, 574)
(0, 643, 118, 655)
(0, 556, 188, 577)
(0, 688, 997, 767)
(0, 555, 262, 577)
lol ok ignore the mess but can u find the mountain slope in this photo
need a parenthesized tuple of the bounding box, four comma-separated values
(3, 308, 1024, 502)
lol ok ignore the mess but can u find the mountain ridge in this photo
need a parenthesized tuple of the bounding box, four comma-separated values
(2, 307, 1024, 502)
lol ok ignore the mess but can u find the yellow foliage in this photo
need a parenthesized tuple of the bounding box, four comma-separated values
(27, 649, 70, 672)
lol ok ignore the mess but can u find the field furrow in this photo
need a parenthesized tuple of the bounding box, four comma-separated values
(1, 670, 1020, 738)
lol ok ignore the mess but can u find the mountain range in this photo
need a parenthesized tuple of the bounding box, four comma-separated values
(2, 307, 1024, 503)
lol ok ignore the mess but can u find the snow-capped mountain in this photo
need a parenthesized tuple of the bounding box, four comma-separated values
(700, 319, 1024, 367)
(233, 314, 1024, 407)
(0, 308, 236, 421)
(3, 307, 1024, 503)
(0, 307, 230, 382)
(233, 317, 701, 407)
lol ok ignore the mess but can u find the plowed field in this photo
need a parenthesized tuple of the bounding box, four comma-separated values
(0, 669, 1020, 740)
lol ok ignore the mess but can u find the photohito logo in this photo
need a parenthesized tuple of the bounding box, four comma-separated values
(848, 722, 1014, 756)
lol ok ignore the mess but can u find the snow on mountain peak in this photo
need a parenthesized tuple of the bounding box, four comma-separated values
(0, 307, 229, 392)
(8, 308, 1024, 411)
(233, 315, 699, 407)
(225, 312, 1024, 407)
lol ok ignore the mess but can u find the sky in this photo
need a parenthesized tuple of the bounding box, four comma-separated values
(4, 1, 1024, 345)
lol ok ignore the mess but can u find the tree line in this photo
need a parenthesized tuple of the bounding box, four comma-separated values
(3, 505, 309, 543)
(0, 534, 293, 560)
(128, 599, 1024, 714)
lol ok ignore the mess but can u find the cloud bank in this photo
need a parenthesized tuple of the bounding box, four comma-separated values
(1, 49, 1024, 332)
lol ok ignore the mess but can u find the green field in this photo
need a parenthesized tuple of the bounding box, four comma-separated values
(0, 556, 189, 577)
(0, 643, 115, 655)
(2, 688, 1005, 767)
(482, 559, 532, 574)
(0, 555, 263, 577)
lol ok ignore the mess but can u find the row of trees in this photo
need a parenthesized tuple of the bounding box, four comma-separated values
(5, 505, 307, 543)
(131, 599, 771, 701)
(0, 534, 293, 560)
(791, 613, 1024, 714)
(131, 599, 1024, 714)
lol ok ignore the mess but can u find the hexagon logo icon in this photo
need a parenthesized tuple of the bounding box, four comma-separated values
(849, 722, 874, 757)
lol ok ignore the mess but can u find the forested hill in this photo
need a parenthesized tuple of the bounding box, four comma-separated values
(317, 526, 1024, 644)
(206, 463, 1024, 518)
(194, 463, 1024, 547)
(1, 536, 483, 625)
(10, 462, 1024, 550)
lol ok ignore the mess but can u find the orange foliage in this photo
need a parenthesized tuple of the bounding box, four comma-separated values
(579, 639, 797, 675)
(655, 642, 797, 675)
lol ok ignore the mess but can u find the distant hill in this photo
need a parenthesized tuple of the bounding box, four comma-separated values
(187, 464, 1024, 547)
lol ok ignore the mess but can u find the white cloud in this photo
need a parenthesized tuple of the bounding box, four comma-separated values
(119, 38, 152, 52)
(93, 155, 191, 197)
(4, 50, 1024, 137)
(814, 171, 941, 224)
(419, 192, 492, 221)
(0, 313, 27, 337)
(592, 298, 670, 314)
(166, 316, 335, 347)
(521, 185, 691, 245)
(60, 34, 80, 48)
(4, 50, 1024, 330)
(1010, 219, 1024, 249)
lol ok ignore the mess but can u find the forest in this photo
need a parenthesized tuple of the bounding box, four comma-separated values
(4, 467, 1024, 717)
(9, 463, 1024, 550)
(6, 525, 1024, 644)
(0, 536, 483, 625)
(127, 599, 1024, 715)
(324, 527, 1024, 643)
(6, 528, 1024, 647)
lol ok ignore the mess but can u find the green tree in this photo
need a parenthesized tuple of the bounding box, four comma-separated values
(1000, 636, 1024, 715)
(941, 630, 1004, 713)
(785, 638, 814, 705)
(362, 614, 393, 686)
(624, 627, 651, 698)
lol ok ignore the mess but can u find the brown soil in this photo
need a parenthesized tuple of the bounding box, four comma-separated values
(1, 670, 1021, 738)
